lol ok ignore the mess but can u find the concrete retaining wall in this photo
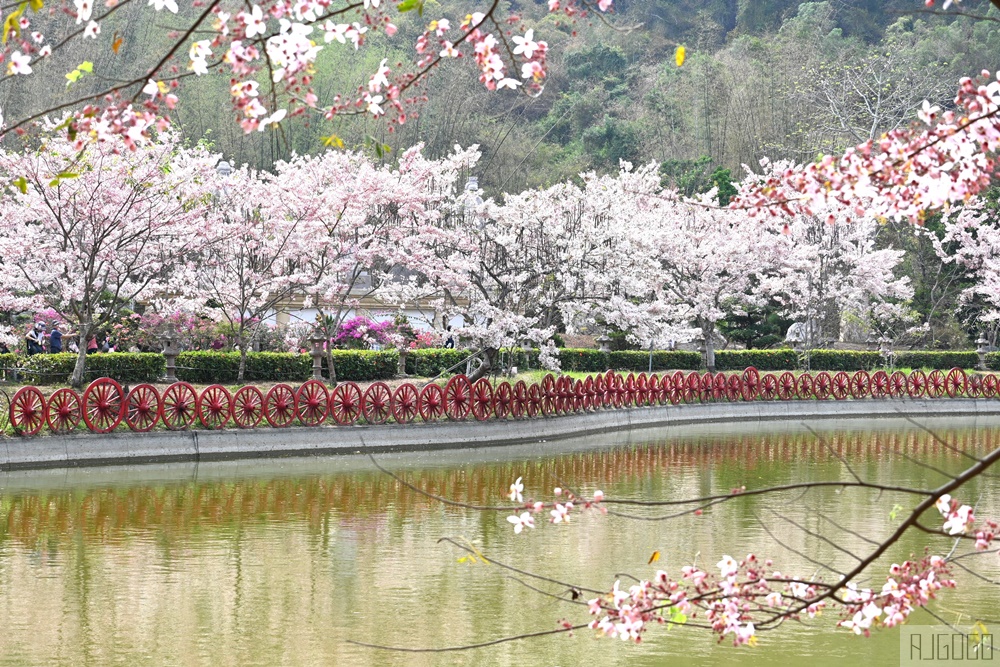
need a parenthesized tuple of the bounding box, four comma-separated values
(2, 398, 999, 471)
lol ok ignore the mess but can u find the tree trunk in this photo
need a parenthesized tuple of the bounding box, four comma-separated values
(325, 347, 338, 386)
(467, 347, 497, 382)
(702, 320, 716, 373)
(70, 322, 93, 389)
(238, 345, 248, 384)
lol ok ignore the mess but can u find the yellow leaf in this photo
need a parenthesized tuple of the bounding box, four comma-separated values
(322, 135, 345, 149)
(648, 550, 661, 565)
(28, 0, 42, 11)
(675, 45, 686, 67)
(2, 7, 23, 45)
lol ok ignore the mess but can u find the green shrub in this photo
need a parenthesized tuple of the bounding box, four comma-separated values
(5, 352, 164, 384)
(326, 350, 397, 381)
(177, 352, 312, 383)
(893, 351, 979, 370)
(607, 350, 701, 371)
(714, 349, 798, 371)
(405, 348, 469, 376)
(805, 350, 882, 371)
(986, 352, 1000, 371)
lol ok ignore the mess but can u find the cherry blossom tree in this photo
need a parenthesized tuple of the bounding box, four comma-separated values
(167, 160, 320, 382)
(933, 197, 1000, 338)
(277, 144, 476, 383)
(741, 161, 915, 349)
(0, 130, 217, 386)
(617, 188, 788, 372)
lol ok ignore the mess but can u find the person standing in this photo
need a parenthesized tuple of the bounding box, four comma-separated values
(26, 322, 45, 356)
(444, 326, 455, 349)
(49, 323, 64, 353)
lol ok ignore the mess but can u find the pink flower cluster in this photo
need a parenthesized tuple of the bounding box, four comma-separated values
(736, 70, 1000, 224)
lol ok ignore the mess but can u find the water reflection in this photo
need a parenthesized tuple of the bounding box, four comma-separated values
(0, 420, 997, 666)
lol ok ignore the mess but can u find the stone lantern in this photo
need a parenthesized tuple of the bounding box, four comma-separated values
(160, 325, 180, 383)
(977, 335, 990, 371)
(596, 334, 612, 353)
(309, 328, 326, 381)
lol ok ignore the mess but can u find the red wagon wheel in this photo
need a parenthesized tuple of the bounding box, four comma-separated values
(742, 367, 761, 398)
(666, 374, 682, 404)
(297, 380, 331, 426)
(849, 371, 870, 400)
(526, 383, 543, 417)
(161, 382, 198, 431)
(584, 376, 597, 409)
(391, 383, 420, 424)
(82, 378, 125, 434)
(725, 374, 743, 402)
(45, 388, 82, 434)
(699, 373, 715, 402)
(360, 382, 391, 425)
(197, 384, 233, 430)
(813, 372, 833, 400)
(926, 370, 946, 398)
(511, 381, 528, 419)
(125, 384, 161, 432)
(574, 379, 587, 411)
(611, 374, 627, 409)
(624, 373, 638, 406)
(870, 371, 890, 399)
(759, 374, 779, 401)
(636, 372, 648, 395)
(712, 373, 728, 401)
(795, 373, 814, 400)
(418, 383, 446, 422)
(685, 372, 701, 403)
(906, 370, 927, 398)
(647, 374, 661, 405)
(831, 372, 850, 400)
(888, 371, 907, 399)
(329, 382, 363, 425)
(776, 372, 796, 401)
(470, 379, 494, 421)
(593, 374, 606, 408)
(231, 386, 265, 429)
(444, 375, 473, 421)
(10, 387, 46, 436)
(494, 381, 513, 419)
(558, 376, 574, 413)
(541, 374, 556, 400)
(263, 383, 297, 428)
(944, 367, 967, 398)
(983, 374, 998, 399)
(968, 374, 984, 399)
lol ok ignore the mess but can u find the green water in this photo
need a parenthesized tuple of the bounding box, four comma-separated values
(0, 417, 998, 666)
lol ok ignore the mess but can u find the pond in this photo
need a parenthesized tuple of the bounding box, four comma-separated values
(0, 416, 998, 666)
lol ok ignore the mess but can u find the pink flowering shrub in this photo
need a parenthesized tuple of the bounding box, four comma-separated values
(333, 317, 396, 350)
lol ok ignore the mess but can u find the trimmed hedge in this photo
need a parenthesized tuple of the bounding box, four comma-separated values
(805, 350, 882, 371)
(405, 348, 470, 376)
(987, 352, 1000, 371)
(715, 349, 798, 371)
(176, 352, 311, 383)
(607, 350, 701, 371)
(893, 351, 979, 370)
(0, 352, 164, 384)
(326, 350, 398, 382)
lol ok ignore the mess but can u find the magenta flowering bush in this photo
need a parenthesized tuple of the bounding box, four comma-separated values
(333, 317, 396, 350)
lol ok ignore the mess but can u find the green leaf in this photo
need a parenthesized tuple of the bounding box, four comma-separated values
(65, 70, 82, 85)
(77, 61, 93, 73)
(397, 0, 420, 11)
(56, 171, 79, 179)
(12, 177, 27, 194)
(889, 503, 903, 520)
